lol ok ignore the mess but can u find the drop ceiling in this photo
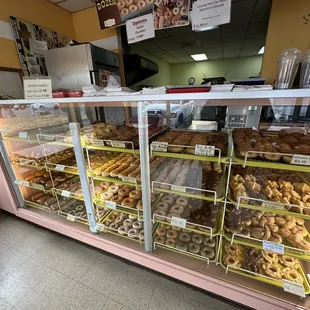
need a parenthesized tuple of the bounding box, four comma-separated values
(48, 0, 95, 12)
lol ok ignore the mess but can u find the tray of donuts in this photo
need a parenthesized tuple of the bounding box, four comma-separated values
(53, 177, 84, 200)
(99, 211, 146, 243)
(232, 128, 310, 168)
(224, 207, 310, 261)
(221, 239, 310, 294)
(58, 200, 109, 224)
(152, 130, 228, 157)
(152, 194, 224, 236)
(153, 222, 217, 263)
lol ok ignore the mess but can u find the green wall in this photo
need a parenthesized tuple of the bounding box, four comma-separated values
(171, 55, 263, 85)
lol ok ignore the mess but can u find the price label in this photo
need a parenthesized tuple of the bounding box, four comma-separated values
(151, 142, 168, 152)
(282, 280, 305, 297)
(55, 164, 65, 171)
(263, 240, 284, 254)
(19, 131, 28, 139)
(262, 201, 284, 210)
(22, 181, 30, 187)
(44, 135, 54, 141)
(32, 183, 43, 189)
(61, 190, 71, 197)
(171, 185, 186, 193)
(1, 128, 9, 134)
(171, 216, 187, 228)
(66, 214, 75, 222)
(105, 201, 116, 210)
(194, 145, 215, 156)
(111, 141, 125, 148)
(122, 176, 137, 183)
(291, 154, 310, 166)
(14, 179, 22, 185)
(92, 140, 105, 146)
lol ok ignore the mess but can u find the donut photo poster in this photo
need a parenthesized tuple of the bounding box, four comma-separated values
(154, 0, 190, 29)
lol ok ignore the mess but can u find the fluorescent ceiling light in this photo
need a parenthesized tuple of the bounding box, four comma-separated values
(191, 54, 208, 61)
(258, 46, 265, 54)
(194, 25, 219, 32)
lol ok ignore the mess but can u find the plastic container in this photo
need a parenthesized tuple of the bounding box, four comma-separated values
(300, 49, 310, 88)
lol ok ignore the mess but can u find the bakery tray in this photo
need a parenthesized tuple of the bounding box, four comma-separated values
(92, 175, 141, 188)
(220, 236, 310, 295)
(85, 140, 139, 155)
(25, 199, 63, 214)
(14, 179, 51, 193)
(153, 223, 217, 263)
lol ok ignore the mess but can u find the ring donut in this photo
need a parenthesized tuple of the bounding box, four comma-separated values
(123, 218, 133, 227)
(138, 230, 145, 240)
(201, 246, 215, 259)
(121, 197, 136, 208)
(281, 267, 304, 284)
(166, 229, 177, 239)
(137, 0, 145, 9)
(156, 227, 166, 236)
(223, 254, 239, 266)
(155, 236, 165, 244)
(136, 200, 143, 211)
(125, 0, 133, 6)
(170, 204, 184, 214)
(133, 220, 143, 229)
(191, 233, 203, 244)
(224, 244, 241, 257)
(165, 238, 176, 247)
(118, 187, 130, 197)
(262, 250, 278, 263)
(128, 4, 138, 13)
(162, 196, 174, 205)
(176, 197, 188, 206)
(179, 232, 190, 242)
(117, 0, 125, 9)
(128, 228, 139, 238)
(188, 242, 200, 254)
(108, 185, 119, 194)
(176, 240, 188, 251)
(117, 225, 129, 235)
(172, 7, 180, 15)
(176, 0, 183, 7)
(129, 190, 142, 199)
(263, 263, 282, 279)
(164, 9, 173, 20)
(279, 255, 298, 268)
(156, 202, 169, 211)
(100, 182, 112, 189)
(154, 209, 167, 217)
(100, 192, 113, 201)
(203, 237, 216, 248)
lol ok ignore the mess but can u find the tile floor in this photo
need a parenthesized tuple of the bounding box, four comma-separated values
(0, 212, 247, 310)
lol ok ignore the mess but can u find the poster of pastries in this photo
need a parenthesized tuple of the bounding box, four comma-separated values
(154, 0, 190, 29)
(9, 16, 70, 77)
(95, 0, 153, 30)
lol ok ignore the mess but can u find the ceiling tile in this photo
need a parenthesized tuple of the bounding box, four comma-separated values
(166, 49, 189, 57)
(194, 28, 221, 42)
(165, 25, 193, 37)
(183, 46, 207, 55)
(252, 0, 272, 23)
(247, 21, 268, 38)
(223, 40, 243, 51)
(223, 50, 241, 58)
(200, 41, 222, 52)
(153, 50, 172, 59)
(177, 56, 194, 63)
(136, 43, 162, 53)
(164, 58, 181, 64)
(243, 37, 265, 49)
(154, 38, 180, 49)
(240, 48, 260, 57)
(221, 25, 247, 42)
(58, 0, 94, 12)
(207, 52, 223, 60)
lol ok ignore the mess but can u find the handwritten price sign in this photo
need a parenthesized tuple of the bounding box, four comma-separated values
(194, 145, 215, 156)
(263, 240, 284, 254)
(291, 155, 310, 166)
(171, 216, 187, 228)
(151, 142, 168, 152)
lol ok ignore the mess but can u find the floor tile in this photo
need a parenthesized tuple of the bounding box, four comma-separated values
(15, 270, 76, 310)
(59, 283, 107, 310)
(0, 242, 10, 255)
(102, 298, 131, 310)
(0, 248, 29, 277)
(0, 298, 12, 310)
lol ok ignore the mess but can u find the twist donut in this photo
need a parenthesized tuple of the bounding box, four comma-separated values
(281, 267, 304, 284)
(179, 232, 190, 242)
(188, 242, 200, 254)
(203, 237, 216, 248)
(133, 221, 143, 229)
(176, 240, 188, 251)
(262, 250, 278, 263)
(165, 238, 176, 247)
(162, 196, 174, 205)
(166, 229, 177, 239)
(263, 263, 282, 279)
(176, 197, 188, 206)
(191, 233, 203, 244)
(170, 204, 184, 214)
(279, 255, 298, 268)
(200, 246, 215, 259)
(223, 254, 239, 266)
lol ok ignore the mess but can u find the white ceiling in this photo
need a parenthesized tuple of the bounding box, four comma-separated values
(48, 0, 95, 12)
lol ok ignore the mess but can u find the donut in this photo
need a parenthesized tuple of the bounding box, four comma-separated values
(129, 214, 137, 220)
(118, 187, 130, 197)
(269, 233, 282, 244)
(281, 267, 304, 284)
(138, 230, 145, 240)
(165, 238, 176, 247)
(133, 221, 143, 229)
(263, 263, 282, 279)
(188, 242, 200, 254)
(154, 209, 167, 217)
(251, 227, 264, 239)
(129, 190, 142, 199)
(154, 0, 162, 6)
(179, 232, 190, 242)
(180, 7, 187, 15)
(223, 254, 239, 266)
(75, 205, 84, 212)
(125, 0, 133, 6)
(279, 255, 298, 268)
(176, 197, 188, 206)
(164, 9, 173, 20)
(296, 240, 310, 250)
(170, 204, 184, 214)
(100, 192, 113, 201)
(156, 202, 169, 211)
(200, 246, 215, 259)
(118, 225, 129, 235)
(156, 227, 166, 236)
(121, 197, 136, 208)
(136, 200, 143, 211)
(241, 260, 259, 273)
(145, 0, 152, 4)
(278, 228, 292, 238)
(155, 236, 165, 244)
(117, 0, 125, 9)
(176, 0, 183, 7)
(121, 8, 129, 15)
(262, 250, 278, 263)
(161, 223, 171, 229)
(162, 196, 174, 205)
(166, 229, 177, 239)
(172, 7, 180, 15)
(128, 228, 139, 238)
(111, 195, 123, 204)
(137, 0, 145, 9)
(176, 240, 188, 251)
(123, 218, 133, 227)
(203, 237, 216, 248)
(108, 185, 119, 194)
(191, 233, 203, 244)
(224, 244, 241, 257)
(275, 217, 286, 226)
(172, 15, 180, 25)
(128, 4, 137, 13)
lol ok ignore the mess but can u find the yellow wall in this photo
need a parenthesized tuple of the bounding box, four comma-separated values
(0, 0, 75, 69)
(261, 0, 310, 83)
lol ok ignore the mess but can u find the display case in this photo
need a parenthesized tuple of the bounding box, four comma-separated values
(1, 90, 310, 310)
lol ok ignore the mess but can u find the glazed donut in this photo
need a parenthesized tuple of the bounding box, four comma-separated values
(176, 197, 188, 206)
(296, 240, 310, 251)
(117, 0, 125, 9)
(156, 202, 169, 211)
(269, 233, 282, 244)
(162, 196, 174, 205)
(262, 250, 278, 263)
(275, 217, 286, 227)
(154, 209, 167, 217)
(203, 237, 216, 248)
(176, 240, 188, 251)
(125, 0, 133, 6)
(179, 232, 190, 242)
(133, 221, 143, 230)
(121, 7, 129, 15)
(138, 230, 145, 240)
(170, 204, 184, 214)
(224, 244, 241, 257)
(108, 185, 119, 194)
(110, 223, 120, 230)
(223, 254, 239, 266)
(111, 195, 123, 204)
(180, 7, 187, 15)
(201, 246, 215, 259)
(129, 190, 142, 199)
(156, 227, 166, 236)
(278, 228, 292, 238)
(172, 7, 180, 15)
(100, 192, 113, 201)
(263, 263, 282, 279)
(191, 233, 203, 244)
(251, 227, 264, 239)
(188, 242, 200, 254)
(123, 218, 133, 227)
(165, 238, 176, 247)
(118, 225, 129, 235)
(127, 228, 139, 238)
(279, 256, 298, 268)
(166, 229, 177, 239)
(136, 200, 143, 211)
(118, 187, 130, 197)
(121, 197, 136, 208)
(155, 236, 165, 244)
(241, 260, 258, 273)
(281, 267, 304, 284)
(176, 0, 183, 7)
(100, 181, 112, 189)
(137, 0, 145, 9)
(128, 4, 137, 12)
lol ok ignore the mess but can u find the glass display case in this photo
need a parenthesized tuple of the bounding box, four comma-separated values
(1, 90, 310, 309)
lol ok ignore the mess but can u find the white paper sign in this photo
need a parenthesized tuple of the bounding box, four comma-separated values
(263, 240, 284, 254)
(122, 176, 136, 183)
(194, 145, 215, 156)
(66, 214, 75, 222)
(152, 142, 168, 152)
(24, 78, 52, 99)
(192, 0, 231, 31)
(262, 201, 284, 210)
(55, 164, 65, 171)
(171, 185, 186, 193)
(61, 190, 71, 197)
(291, 154, 310, 166)
(171, 216, 187, 228)
(282, 280, 305, 297)
(14, 179, 22, 185)
(105, 201, 116, 210)
(23, 181, 30, 187)
(92, 140, 105, 146)
(126, 13, 155, 44)
(111, 141, 125, 148)
(19, 131, 28, 139)
(29, 39, 48, 57)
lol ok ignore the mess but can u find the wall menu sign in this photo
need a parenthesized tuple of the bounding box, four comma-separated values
(95, 0, 153, 30)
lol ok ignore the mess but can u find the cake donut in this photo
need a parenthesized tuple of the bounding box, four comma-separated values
(121, 197, 136, 208)
(129, 4, 138, 13)
(172, 7, 180, 15)
(165, 9, 173, 20)
(176, 0, 183, 7)
(200, 246, 215, 259)
(137, 0, 145, 9)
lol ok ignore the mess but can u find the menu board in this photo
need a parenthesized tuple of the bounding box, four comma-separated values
(10, 16, 70, 77)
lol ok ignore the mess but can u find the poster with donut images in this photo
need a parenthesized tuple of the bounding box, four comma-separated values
(154, 0, 190, 29)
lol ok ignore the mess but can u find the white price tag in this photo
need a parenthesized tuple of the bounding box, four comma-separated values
(291, 154, 310, 166)
(92, 140, 105, 146)
(1, 128, 9, 134)
(22, 181, 30, 187)
(171, 185, 186, 193)
(111, 141, 125, 148)
(263, 240, 284, 254)
(55, 164, 65, 171)
(66, 214, 75, 222)
(14, 179, 22, 185)
(61, 190, 71, 197)
(262, 201, 284, 210)
(171, 216, 187, 228)
(19, 131, 28, 139)
(44, 135, 54, 141)
(282, 280, 305, 297)
(151, 142, 168, 152)
(194, 145, 215, 156)
(122, 176, 137, 183)
(23, 78, 52, 99)
(105, 201, 116, 210)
